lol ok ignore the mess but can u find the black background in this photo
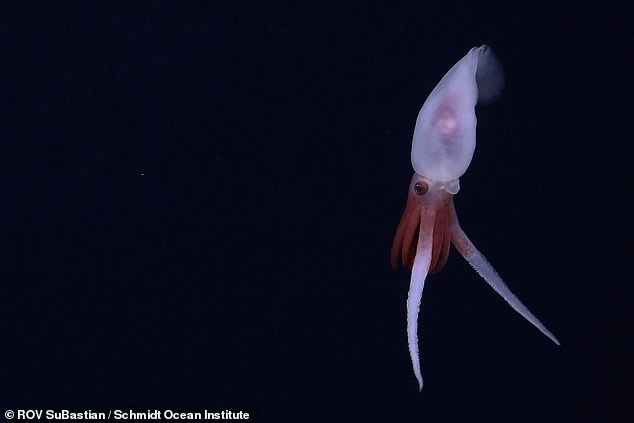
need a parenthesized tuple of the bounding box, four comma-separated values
(2, 2, 631, 422)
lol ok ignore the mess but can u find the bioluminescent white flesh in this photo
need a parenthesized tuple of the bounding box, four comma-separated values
(411, 45, 504, 192)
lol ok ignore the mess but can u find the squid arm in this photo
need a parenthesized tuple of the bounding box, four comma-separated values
(406, 209, 434, 391)
(450, 206, 561, 346)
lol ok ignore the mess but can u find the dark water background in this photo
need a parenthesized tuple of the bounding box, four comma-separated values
(2, 2, 631, 421)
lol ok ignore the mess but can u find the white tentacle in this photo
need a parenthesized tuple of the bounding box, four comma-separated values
(452, 224, 560, 345)
(407, 213, 434, 391)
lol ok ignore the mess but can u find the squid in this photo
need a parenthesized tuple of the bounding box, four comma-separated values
(391, 45, 560, 391)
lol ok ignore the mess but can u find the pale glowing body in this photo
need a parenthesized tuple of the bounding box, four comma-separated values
(392, 45, 559, 391)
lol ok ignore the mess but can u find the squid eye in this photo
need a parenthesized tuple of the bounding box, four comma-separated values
(414, 182, 428, 195)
